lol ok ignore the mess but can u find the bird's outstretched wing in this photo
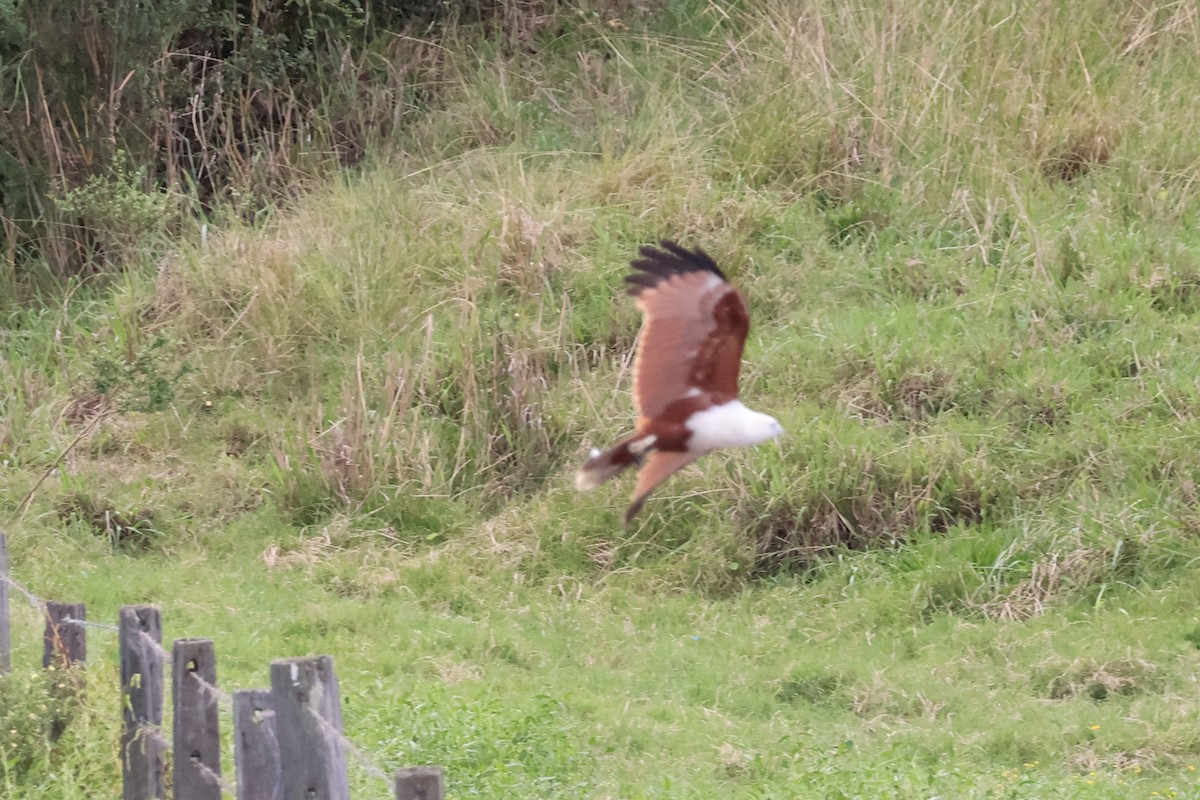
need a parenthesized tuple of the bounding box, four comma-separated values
(624, 242, 750, 424)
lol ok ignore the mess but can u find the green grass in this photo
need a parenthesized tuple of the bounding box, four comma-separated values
(5, 0, 1200, 796)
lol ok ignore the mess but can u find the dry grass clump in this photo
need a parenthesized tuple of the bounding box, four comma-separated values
(976, 547, 1110, 622)
(1037, 656, 1158, 701)
(1041, 132, 1114, 183)
(746, 452, 987, 576)
(838, 367, 964, 424)
(54, 492, 160, 551)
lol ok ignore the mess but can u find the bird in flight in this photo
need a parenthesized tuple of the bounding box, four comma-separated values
(576, 241, 783, 523)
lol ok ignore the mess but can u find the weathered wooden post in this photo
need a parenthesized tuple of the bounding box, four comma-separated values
(120, 605, 165, 800)
(43, 601, 86, 668)
(269, 655, 349, 800)
(233, 689, 282, 800)
(43, 600, 86, 739)
(173, 638, 221, 800)
(0, 533, 10, 674)
(394, 766, 445, 800)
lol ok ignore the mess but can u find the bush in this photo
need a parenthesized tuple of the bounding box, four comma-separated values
(0, 0, 564, 289)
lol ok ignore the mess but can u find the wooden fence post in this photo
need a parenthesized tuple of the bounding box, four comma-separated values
(173, 638, 221, 800)
(43, 601, 86, 669)
(0, 533, 10, 674)
(269, 655, 349, 800)
(233, 689, 282, 800)
(394, 766, 445, 800)
(120, 605, 165, 800)
(43, 601, 86, 740)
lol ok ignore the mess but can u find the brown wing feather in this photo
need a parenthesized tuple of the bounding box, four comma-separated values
(626, 244, 750, 423)
(625, 451, 701, 524)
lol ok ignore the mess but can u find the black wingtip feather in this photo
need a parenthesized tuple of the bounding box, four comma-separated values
(624, 240, 727, 296)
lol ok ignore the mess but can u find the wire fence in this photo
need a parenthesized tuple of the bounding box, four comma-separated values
(0, 531, 445, 800)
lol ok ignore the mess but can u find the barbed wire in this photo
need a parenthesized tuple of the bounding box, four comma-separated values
(141, 723, 238, 796)
(63, 616, 120, 632)
(144, 724, 239, 797)
(306, 703, 392, 784)
(191, 754, 238, 796)
(138, 628, 173, 665)
(1, 571, 46, 610)
(191, 669, 237, 709)
(141, 724, 172, 755)
(190, 754, 236, 795)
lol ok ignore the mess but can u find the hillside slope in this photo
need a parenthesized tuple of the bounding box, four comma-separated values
(4, 1, 1200, 797)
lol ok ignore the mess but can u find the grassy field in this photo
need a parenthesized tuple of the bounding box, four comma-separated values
(5, 0, 1200, 797)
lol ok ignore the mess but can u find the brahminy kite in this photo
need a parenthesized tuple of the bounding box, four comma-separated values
(575, 241, 783, 523)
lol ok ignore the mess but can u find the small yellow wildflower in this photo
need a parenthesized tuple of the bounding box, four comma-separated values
(1089, 724, 1101, 730)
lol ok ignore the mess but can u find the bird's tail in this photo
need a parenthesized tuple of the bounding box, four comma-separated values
(574, 434, 657, 491)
